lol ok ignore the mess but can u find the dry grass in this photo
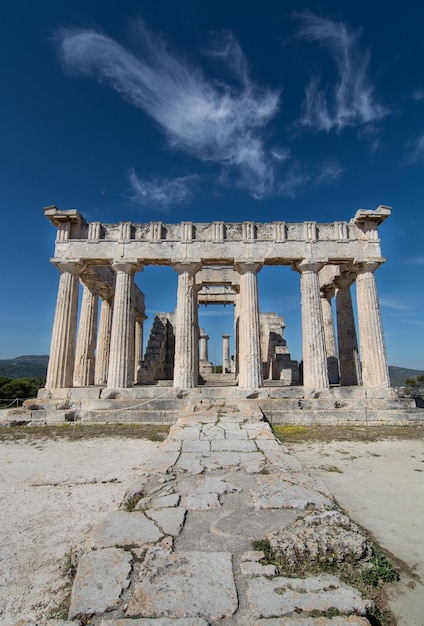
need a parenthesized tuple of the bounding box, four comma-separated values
(272, 423, 424, 443)
(0, 422, 170, 442)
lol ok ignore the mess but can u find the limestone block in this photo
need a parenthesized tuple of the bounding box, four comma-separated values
(69, 547, 132, 618)
(87, 511, 162, 549)
(126, 550, 237, 620)
(146, 507, 187, 536)
(247, 574, 371, 618)
(250, 475, 333, 510)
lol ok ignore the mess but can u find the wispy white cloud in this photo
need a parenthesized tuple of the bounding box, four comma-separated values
(57, 22, 280, 198)
(403, 133, 424, 164)
(380, 297, 413, 311)
(277, 159, 343, 197)
(292, 12, 388, 133)
(128, 168, 197, 209)
(413, 89, 424, 101)
(408, 255, 424, 264)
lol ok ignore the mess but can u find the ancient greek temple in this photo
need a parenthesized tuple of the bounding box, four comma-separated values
(43, 204, 391, 394)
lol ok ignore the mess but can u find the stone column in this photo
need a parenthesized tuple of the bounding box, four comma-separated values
(107, 261, 141, 389)
(199, 330, 209, 362)
(295, 260, 329, 389)
(173, 263, 200, 388)
(320, 286, 340, 384)
(46, 261, 82, 389)
(355, 261, 390, 388)
(73, 280, 99, 386)
(235, 262, 263, 389)
(222, 334, 231, 373)
(95, 296, 113, 386)
(335, 274, 361, 386)
(134, 312, 145, 383)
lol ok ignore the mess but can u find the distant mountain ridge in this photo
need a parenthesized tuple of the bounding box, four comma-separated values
(0, 355, 422, 387)
(0, 355, 49, 379)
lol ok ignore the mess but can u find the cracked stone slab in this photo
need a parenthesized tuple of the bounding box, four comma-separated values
(181, 439, 211, 453)
(211, 439, 257, 452)
(247, 574, 371, 618)
(69, 547, 132, 618)
(100, 619, 209, 625)
(151, 493, 181, 508)
(240, 561, 278, 577)
(147, 507, 187, 536)
(88, 511, 163, 549)
(126, 550, 237, 620)
(176, 452, 204, 474)
(250, 476, 333, 510)
(254, 618, 370, 625)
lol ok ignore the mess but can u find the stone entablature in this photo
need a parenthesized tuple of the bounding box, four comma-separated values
(45, 205, 390, 267)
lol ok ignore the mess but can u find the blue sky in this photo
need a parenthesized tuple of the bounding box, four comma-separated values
(1, 0, 423, 369)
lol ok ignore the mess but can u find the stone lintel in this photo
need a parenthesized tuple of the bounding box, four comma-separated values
(353, 205, 391, 225)
(44, 205, 87, 227)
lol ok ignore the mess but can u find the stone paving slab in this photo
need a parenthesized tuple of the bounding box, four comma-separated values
(61, 400, 376, 625)
(69, 547, 132, 618)
(126, 548, 238, 620)
(87, 510, 163, 549)
(247, 574, 371, 618)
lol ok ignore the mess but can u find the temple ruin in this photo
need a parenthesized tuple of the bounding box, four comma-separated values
(41, 204, 394, 398)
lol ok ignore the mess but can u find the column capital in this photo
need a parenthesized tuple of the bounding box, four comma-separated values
(353, 258, 385, 275)
(320, 285, 335, 300)
(334, 272, 356, 290)
(222, 334, 231, 339)
(111, 259, 142, 275)
(294, 259, 325, 274)
(52, 259, 86, 275)
(234, 261, 262, 275)
(173, 262, 202, 276)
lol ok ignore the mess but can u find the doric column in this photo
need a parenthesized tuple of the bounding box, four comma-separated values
(73, 280, 99, 386)
(46, 261, 83, 389)
(222, 334, 231, 373)
(235, 262, 263, 389)
(320, 286, 340, 384)
(335, 274, 361, 386)
(199, 329, 209, 362)
(95, 296, 113, 386)
(295, 260, 329, 389)
(173, 262, 201, 388)
(355, 261, 390, 388)
(107, 260, 141, 389)
(134, 312, 145, 383)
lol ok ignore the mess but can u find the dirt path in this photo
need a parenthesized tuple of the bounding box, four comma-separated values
(0, 436, 160, 624)
(288, 439, 424, 626)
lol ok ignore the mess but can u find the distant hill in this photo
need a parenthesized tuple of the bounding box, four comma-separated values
(0, 355, 49, 379)
(389, 365, 424, 387)
(0, 356, 421, 387)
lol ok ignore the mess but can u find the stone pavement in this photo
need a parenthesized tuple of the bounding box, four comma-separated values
(47, 400, 374, 625)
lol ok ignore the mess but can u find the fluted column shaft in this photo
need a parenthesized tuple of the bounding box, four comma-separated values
(73, 282, 99, 386)
(356, 263, 390, 388)
(296, 260, 329, 389)
(320, 288, 340, 384)
(199, 331, 209, 362)
(107, 261, 140, 389)
(335, 277, 361, 386)
(173, 263, 200, 388)
(222, 334, 231, 373)
(134, 313, 144, 383)
(46, 262, 82, 389)
(95, 297, 113, 385)
(235, 263, 263, 389)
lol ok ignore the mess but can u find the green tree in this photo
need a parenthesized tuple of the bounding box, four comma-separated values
(404, 374, 424, 397)
(0, 377, 45, 401)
